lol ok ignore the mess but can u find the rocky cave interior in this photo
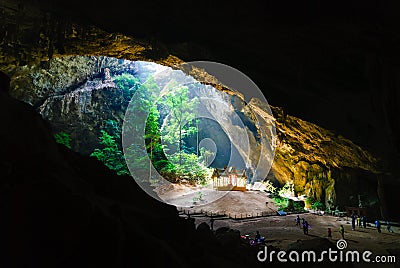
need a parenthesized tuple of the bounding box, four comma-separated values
(0, 0, 399, 267)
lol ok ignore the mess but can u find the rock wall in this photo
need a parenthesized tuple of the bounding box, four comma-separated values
(0, 0, 182, 76)
(1, 72, 268, 268)
(0, 0, 393, 218)
(9, 56, 155, 154)
(9, 54, 380, 213)
(271, 106, 380, 210)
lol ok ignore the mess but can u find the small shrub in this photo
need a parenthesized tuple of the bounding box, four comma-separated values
(54, 131, 72, 149)
(311, 200, 324, 211)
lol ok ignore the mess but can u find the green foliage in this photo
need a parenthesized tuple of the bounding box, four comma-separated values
(145, 104, 162, 158)
(192, 191, 203, 203)
(104, 119, 121, 138)
(272, 182, 305, 212)
(160, 84, 199, 164)
(123, 76, 162, 180)
(112, 73, 140, 93)
(123, 76, 211, 185)
(311, 200, 324, 210)
(311, 201, 324, 210)
(273, 196, 289, 210)
(157, 160, 178, 182)
(54, 131, 72, 149)
(168, 152, 212, 185)
(293, 201, 306, 212)
(273, 196, 305, 212)
(152, 81, 211, 184)
(123, 144, 150, 179)
(278, 182, 294, 197)
(306, 197, 324, 210)
(90, 129, 129, 176)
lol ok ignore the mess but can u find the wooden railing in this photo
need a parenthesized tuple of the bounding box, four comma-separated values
(177, 207, 278, 220)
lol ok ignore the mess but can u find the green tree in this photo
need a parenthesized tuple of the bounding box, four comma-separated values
(273, 196, 289, 211)
(161, 84, 199, 166)
(112, 73, 140, 93)
(123, 76, 166, 181)
(123, 77, 211, 184)
(104, 119, 121, 138)
(54, 131, 72, 149)
(90, 130, 129, 176)
(145, 103, 163, 180)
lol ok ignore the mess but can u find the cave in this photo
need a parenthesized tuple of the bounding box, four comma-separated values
(1, 0, 399, 267)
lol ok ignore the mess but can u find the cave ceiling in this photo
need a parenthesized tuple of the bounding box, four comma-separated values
(2, 0, 399, 169)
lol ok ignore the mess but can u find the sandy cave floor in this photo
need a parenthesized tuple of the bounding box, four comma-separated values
(192, 213, 400, 268)
(161, 186, 400, 267)
(158, 183, 279, 216)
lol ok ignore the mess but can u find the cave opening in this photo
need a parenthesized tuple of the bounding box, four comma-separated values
(7, 53, 387, 221)
(1, 2, 399, 266)
(10, 55, 257, 187)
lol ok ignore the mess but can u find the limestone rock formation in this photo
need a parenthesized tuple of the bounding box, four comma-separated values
(1, 71, 266, 268)
(271, 106, 379, 210)
(10, 56, 159, 154)
(0, 0, 395, 219)
(8, 55, 380, 214)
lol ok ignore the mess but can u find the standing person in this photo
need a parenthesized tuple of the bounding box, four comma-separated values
(210, 218, 215, 231)
(386, 221, 394, 233)
(357, 215, 362, 227)
(303, 221, 309, 235)
(255, 230, 261, 241)
(375, 219, 381, 233)
(339, 225, 345, 239)
(351, 213, 356, 230)
(295, 215, 301, 227)
(362, 215, 367, 228)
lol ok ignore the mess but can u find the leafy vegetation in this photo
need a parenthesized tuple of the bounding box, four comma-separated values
(273, 196, 289, 211)
(272, 182, 305, 212)
(90, 128, 129, 176)
(292, 201, 306, 212)
(277, 182, 294, 197)
(270, 182, 323, 212)
(155, 82, 211, 184)
(90, 73, 212, 184)
(168, 152, 212, 185)
(306, 197, 324, 211)
(160, 84, 199, 166)
(112, 73, 140, 93)
(54, 131, 72, 149)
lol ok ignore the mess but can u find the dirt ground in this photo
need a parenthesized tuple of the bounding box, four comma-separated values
(159, 183, 278, 216)
(191, 213, 400, 267)
(165, 187, 400, 267)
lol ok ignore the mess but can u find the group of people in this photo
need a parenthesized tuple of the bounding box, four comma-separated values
(294, 214, 395, 240)
(375, 219, 394, 233)
(339, 218, 395, 239)
(295, 215, 310, 235)
(351, 213, 367, 230)
(351, 213, 395, 233)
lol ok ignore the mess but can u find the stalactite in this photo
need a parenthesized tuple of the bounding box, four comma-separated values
(55, 14, 66, 54)
(376, 174, 387, 219)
